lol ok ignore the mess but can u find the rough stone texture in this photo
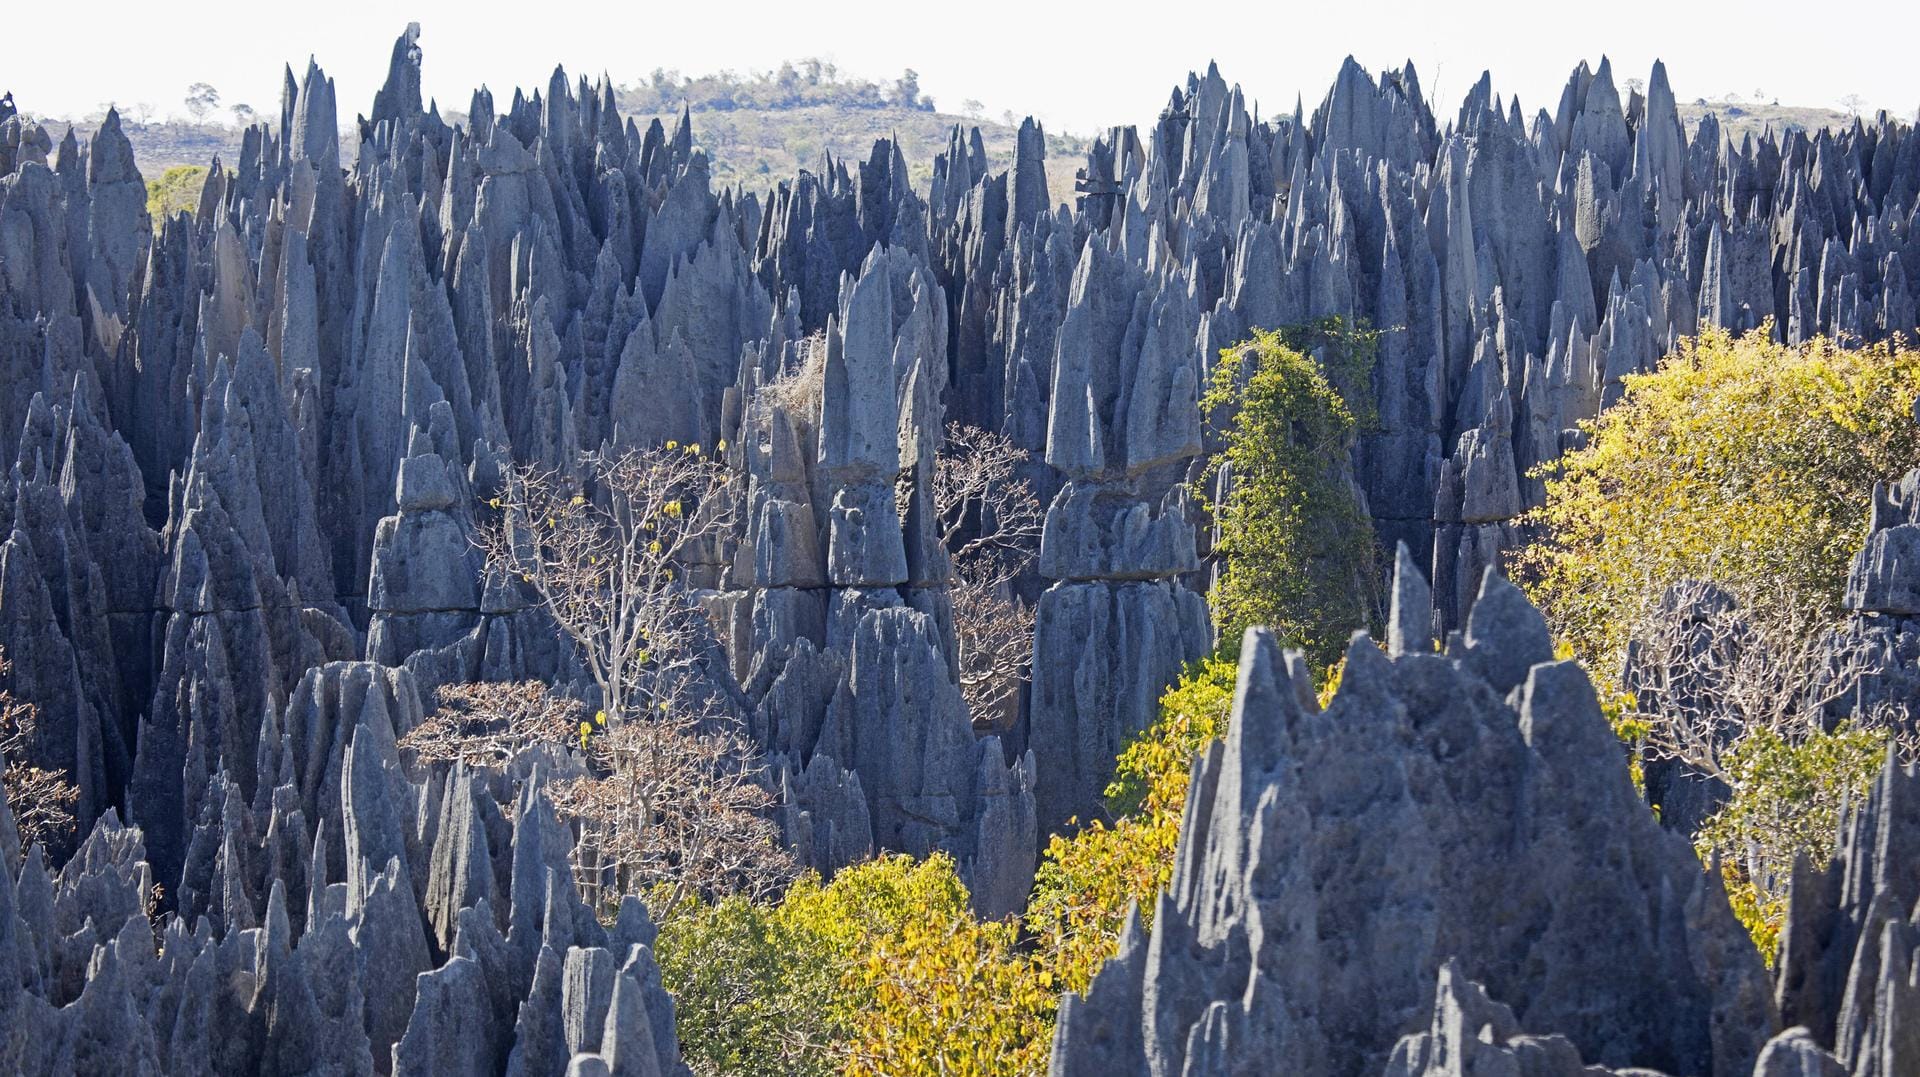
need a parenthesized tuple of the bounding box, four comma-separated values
(1805, 469, 1920, 735)
(2, 24, 1919, 1073)
(0, 737, 683, 1077)
(1050, 566, 1775, 1077)
(1770, 752, 1920, 1077)
(1383, 961, 1645, 1077)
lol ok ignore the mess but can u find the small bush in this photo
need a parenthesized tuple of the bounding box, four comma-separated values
(1696, 724, 1889, 963)
(144, 164, 207, 227)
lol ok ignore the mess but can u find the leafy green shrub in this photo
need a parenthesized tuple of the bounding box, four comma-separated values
(1202, 320, 1381, 670)
(1696, 725, 1889, 963)
(144, 165, 207, 228)
(843, 897, 1052, 1076)
(1101, 656, 1236, 819)
(1518, 327, 1920, 962)
(659, 854, 1031, 1076)
(660, 658, 1243, 1075)
(654, 891, 836, 1077)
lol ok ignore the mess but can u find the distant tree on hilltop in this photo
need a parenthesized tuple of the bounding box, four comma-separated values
(184, 82, 220, 122)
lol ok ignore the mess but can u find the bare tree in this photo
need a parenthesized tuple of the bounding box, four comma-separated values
(1623, 578, 1914, 785)
(933, 422, 1044, 566)
(553, 689, 793, 922)
(477, 446, 738, 727)
(400, 681, 581, 769)
(473, 447, 794, 921)
(229, 103, 258, 128)
(1626, 579, 1920, 926)
(950, 561, 1038, 728)
(933, 423, 1044, 726)
(403, 679, 793, 923)
(0, 655, 79, 854)
(1840, 93, 1868, 117)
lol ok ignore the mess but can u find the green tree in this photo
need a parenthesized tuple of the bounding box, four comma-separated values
(1518, 327, 1920, 962)
(658, 854, 1006, 1076)
(1202, 320, 1381, 671)
(183, 82, 220, 122)
(144, 164, 208, 227)
(654, 888, 838, 1076)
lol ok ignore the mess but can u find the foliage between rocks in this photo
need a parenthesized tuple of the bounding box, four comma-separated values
(1520, 326, 1920, 678)
(144, 164, 207, 228)
(1201, 320, 1382, 672)
(1521, 326, 1920, 959)
(657, 658, 1238, 1075)
(1696, 724, 1888, 964)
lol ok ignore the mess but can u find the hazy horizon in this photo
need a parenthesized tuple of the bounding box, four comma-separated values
(11, 0, 1918, 137)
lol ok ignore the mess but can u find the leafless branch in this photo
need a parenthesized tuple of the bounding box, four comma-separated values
(930, 423, 1044, 727)
(400, 681, 581, 769)
(1624, 579, 1916, 784)
(951, 562, 1036, 732)
(407, 678, 795, 926)
(932, 422, 1044, 566)
(555, 678, 795, 923)
(757, 333, 826, 420)
(476, 445, 739, 727)
(0, 652, 79, 854)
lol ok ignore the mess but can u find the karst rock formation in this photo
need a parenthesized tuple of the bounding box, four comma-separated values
(3, 22, 1920, 1074)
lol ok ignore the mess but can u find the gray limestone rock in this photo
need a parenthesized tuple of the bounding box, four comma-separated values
(391, 955, 495, 1077)
(1383, 962, 1635, 1077)
(1028, 580, 1210, 835)
(6, 32, 1920, 1074)
(1051, 589, 1773, 1076)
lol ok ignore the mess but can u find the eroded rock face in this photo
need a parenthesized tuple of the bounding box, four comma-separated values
(1801, 468, 1920, 736)
(4, 22, 1920, 1073)
(1051, 566, 1775, 1077)
(0, 744, 688, 1077)
(1771, 750, 1920, 1077)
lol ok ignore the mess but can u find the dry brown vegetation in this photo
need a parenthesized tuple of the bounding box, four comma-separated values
(0, 653, 80, 853)
(933, 423, 1043, 727)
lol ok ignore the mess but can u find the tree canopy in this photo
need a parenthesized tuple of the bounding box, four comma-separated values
(1201, 321, 1381, 672)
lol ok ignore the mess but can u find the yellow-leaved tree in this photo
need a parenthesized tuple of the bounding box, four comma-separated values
(1519, 326, 1920, 676)
(1517, 326, 1920, 958)
(656, 658, 1240, 1075)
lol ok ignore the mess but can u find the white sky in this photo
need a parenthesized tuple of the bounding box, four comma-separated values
(9, 0, 1917, 136)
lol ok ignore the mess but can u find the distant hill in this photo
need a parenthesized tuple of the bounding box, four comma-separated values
(1677, 98, 1857, 141)
(26, 61, 1092, 212)
(615, 103, 1088, 211)
(26, 70, 1873, 206)
(12, 113, 236, 175)
(611, 64, 1089, 208)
